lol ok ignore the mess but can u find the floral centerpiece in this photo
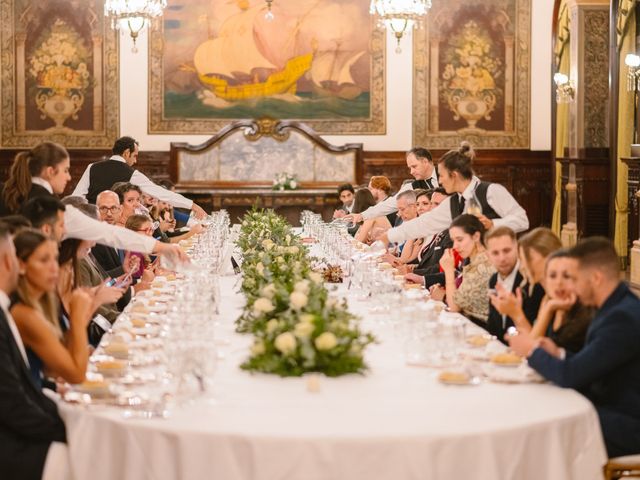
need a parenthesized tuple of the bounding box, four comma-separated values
(272, 172, 298, 191)
(236, 208, 375, 377)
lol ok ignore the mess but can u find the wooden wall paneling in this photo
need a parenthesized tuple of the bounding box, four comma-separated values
(0, 148, 552, 228)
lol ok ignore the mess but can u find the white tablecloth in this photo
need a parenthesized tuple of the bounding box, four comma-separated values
(60, 276, 607, 480)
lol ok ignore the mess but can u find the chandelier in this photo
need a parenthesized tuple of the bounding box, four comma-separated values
(104, 0, 167, 53)
(369, 0, 431, 53)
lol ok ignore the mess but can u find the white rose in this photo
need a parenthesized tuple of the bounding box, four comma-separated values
(253, 297, 275, 314)
(251, 340, 266, 356)
(294, 280, 310, 295)
(277, 256, 285, 264)
(261, 283, 276, 299)
(288, 246, 299, 254)
(274, 332, 297, 355)
(262, 239, 274, 249)
(290, 291, 308, 309)
(285, 235, 291, 244)
(266, 318, 279, 334)
(290, 180, 297, 189)
(349, 343, 362, 356)
(294, 321, 314, 338)
(300, 313, 315, 324)
(315, 332, 338, 351)
(308, 271, 323, 284)
(326, 297, 339, 308)
(256, 262, 265, 275)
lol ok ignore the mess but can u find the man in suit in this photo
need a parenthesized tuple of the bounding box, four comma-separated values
(0, 222, 68, 479)
(333, 184, 355, 219)
(508, 237, 640, 457)
(484, 226, 543, 343)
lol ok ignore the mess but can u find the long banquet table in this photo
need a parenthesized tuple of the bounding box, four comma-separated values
(60, 275, 607, 480)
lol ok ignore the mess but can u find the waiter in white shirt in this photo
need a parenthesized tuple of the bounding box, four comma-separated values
(72, 136, 207, 219)
(346, 147, 438, 224)
(377, 142, 529, 246)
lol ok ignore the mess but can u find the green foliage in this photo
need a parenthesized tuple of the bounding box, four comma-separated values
(236, 208, 375, 377)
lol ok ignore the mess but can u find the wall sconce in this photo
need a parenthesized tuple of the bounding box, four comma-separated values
(553, 72, 574, 103)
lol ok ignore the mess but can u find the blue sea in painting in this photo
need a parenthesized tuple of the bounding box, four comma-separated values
(164, 92, 371, 120)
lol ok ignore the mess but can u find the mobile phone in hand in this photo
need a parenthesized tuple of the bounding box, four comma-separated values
(105, 278, 117, 287)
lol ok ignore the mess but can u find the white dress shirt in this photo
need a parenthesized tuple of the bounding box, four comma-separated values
(0, 290, 29, 366)
(387, 176, 529, 244)
(33, 178, 158, 254)
(497, 261, 521, 329)
(361, 169, 439, 221)
(72, 155, 193, 209)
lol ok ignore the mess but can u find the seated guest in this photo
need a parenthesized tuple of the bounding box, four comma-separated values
(380, 190, 423, 266)
(124, 214, 157, 287)
(415, 189, 433, 216)
(157, 179, 191, 228)
(430, 214, 495, 323)
(21, 196, 66, 242)
(401, 188, 453, 282)
(484, 226, 542, 343)
(333, 183, 355, 219)
(58, 231, 126, 347)
(490, 227, 560, 332)
(113, 182, 144, 227)
(150, 200, 203, 244)
(0, 224, 67, 480)
(368, 175, 397, 226)
(508, 237, 640, 458)
(0, 214, 31, 235)
(11, 229, 94, 386)
(377, 142, 529, 246)
(525, 249, 594, 353)
(353, 189, 391, 243)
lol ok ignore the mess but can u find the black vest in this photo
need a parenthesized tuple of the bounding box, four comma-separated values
(87, 159, 135, 204)
(449, 181, 499, 219)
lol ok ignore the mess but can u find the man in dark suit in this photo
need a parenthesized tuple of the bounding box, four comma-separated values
(508, 237, 640, 457)
(484, 226, 544, 343)
(0, 222, 67, 479)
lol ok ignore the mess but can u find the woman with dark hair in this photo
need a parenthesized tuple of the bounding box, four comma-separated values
(527, 250, 594, 352)
(353, 189, 391, 243)
(430, 214, 495, 322)
(11, 229, 93, 386)
(0, 142, 70, 215)
(379, 141, 529, 247)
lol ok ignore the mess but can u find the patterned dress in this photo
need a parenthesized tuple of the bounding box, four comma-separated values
(453, 250, 496, 322)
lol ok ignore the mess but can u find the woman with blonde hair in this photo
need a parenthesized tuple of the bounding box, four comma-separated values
(490, 227, 561, 333)
(11, 229, 94, 386)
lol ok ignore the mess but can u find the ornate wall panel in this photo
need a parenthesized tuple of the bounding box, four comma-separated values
(413, 0, 531, 149)
(0, 0, 119, 148)
(148, 0, 385, 135)
(581, 9, 609, 149)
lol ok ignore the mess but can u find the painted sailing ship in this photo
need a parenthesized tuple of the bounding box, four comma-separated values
(309, 49, 365, 100)
(193, 5, 313, 101)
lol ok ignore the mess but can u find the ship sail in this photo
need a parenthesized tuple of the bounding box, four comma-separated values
(310, 50, 364, 87)
(194, 5, 276, 79)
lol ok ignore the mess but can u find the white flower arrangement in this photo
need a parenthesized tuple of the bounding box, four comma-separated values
(236, 208, 375, 377)
(272, 172, 299, 191)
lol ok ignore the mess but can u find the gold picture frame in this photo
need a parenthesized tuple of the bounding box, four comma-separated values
(148, 0, 385, 135)
(0, 0, 119, 149)
(413, 0, 531, 149)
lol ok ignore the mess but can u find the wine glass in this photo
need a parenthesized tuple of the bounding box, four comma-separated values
(466, 196, 482, 217)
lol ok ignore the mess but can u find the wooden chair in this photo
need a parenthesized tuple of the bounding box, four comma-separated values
(604, 455, 640, 479)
